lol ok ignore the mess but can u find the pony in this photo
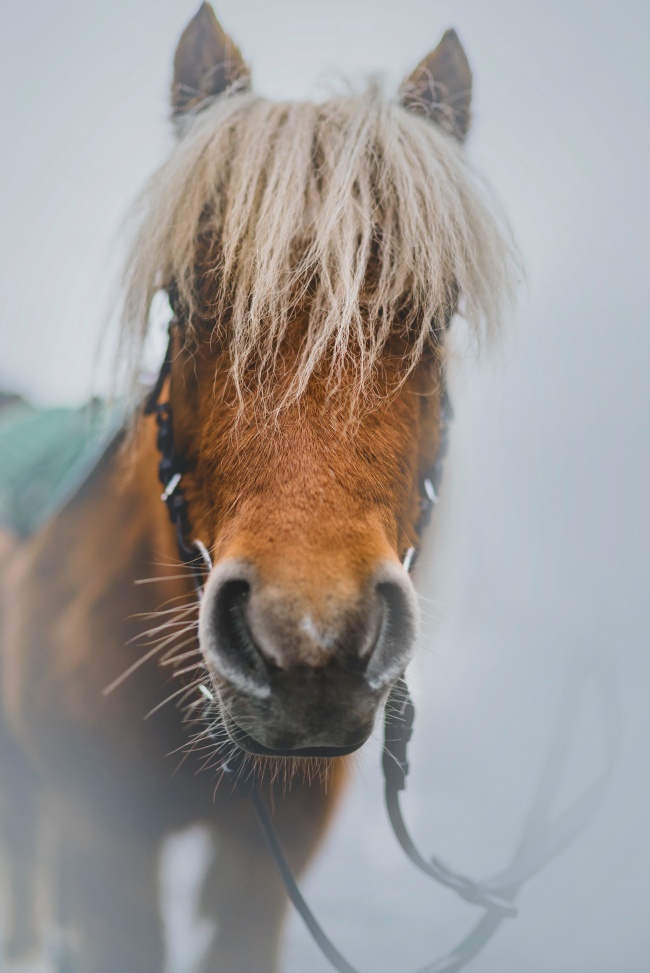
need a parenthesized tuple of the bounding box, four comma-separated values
(0, 4, 515, 971)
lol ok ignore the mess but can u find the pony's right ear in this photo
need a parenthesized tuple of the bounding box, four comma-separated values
(399, 29, 472, 142)
(171, 3, 250, 120)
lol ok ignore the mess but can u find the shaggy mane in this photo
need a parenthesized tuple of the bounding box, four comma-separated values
(121, 84, 517, 406)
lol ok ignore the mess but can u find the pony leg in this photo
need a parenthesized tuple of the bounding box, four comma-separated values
(52, 802, 166, 973)
(197, 814, 287, 973)
(198, 768, 347, 973)
(1, 532, 40, 960)
(3, 782, 39, 960)
(0, 721, 40, 961)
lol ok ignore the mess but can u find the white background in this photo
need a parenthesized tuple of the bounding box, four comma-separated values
(1, 2, 648, 971)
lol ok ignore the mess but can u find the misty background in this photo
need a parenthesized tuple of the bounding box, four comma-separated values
(1, 1, 648, 971)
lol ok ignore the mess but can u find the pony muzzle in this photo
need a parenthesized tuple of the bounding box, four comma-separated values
(198, 557, 418, 754)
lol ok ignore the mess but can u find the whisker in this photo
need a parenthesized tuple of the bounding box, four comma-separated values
(129, 605, 198, 644)
(134, 622, 198, 659)
(160, 647, 202, 667)
(145, 679, 204, 719)
(130, 603, 198, 622)
(167, 724, 213, 759)
(172, 661, 207, 679)
(103, 642, 171, 697)
(135, 574, 198, 585)
(159, 630, 201, 661)
(152, 592, 200, 612)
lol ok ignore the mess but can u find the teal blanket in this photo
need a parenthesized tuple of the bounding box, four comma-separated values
(0, 397, 126, 538)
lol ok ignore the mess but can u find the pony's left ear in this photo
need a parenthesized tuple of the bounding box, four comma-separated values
(171, 3, 250, 120)
(399, 29, 472, 142)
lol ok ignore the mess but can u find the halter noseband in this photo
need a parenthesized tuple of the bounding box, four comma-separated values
(146, 317, 618, 973)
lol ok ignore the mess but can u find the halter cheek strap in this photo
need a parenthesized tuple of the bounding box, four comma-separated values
(143, 326, 211, 598)
(147, 321, 619, 973)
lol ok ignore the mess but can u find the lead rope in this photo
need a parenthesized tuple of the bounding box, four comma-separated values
(148, 331, 620, 973)
(231, 659, 618, 973)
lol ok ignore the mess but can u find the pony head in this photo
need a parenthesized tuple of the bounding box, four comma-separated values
(123, 4, 515, 758)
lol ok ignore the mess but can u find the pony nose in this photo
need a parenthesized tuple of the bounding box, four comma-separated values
(199, 560, 417, 696)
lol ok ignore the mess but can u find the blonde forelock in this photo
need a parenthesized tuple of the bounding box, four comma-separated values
(121, 84, 517, 409)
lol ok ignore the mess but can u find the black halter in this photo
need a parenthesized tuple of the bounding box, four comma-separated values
(143, 331, 212, 595)
(146, 321, 619, 973)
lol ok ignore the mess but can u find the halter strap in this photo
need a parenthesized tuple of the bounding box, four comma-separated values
(144, 326, 208, 598)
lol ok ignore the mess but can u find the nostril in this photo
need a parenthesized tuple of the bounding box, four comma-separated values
(211, 578, 271, 689)
(366, 573, 418, 689)
(376, 580, 409, 638)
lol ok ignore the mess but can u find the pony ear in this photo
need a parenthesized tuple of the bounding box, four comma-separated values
(399, 29, 472, 142)
(171, 3, 250, 119)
